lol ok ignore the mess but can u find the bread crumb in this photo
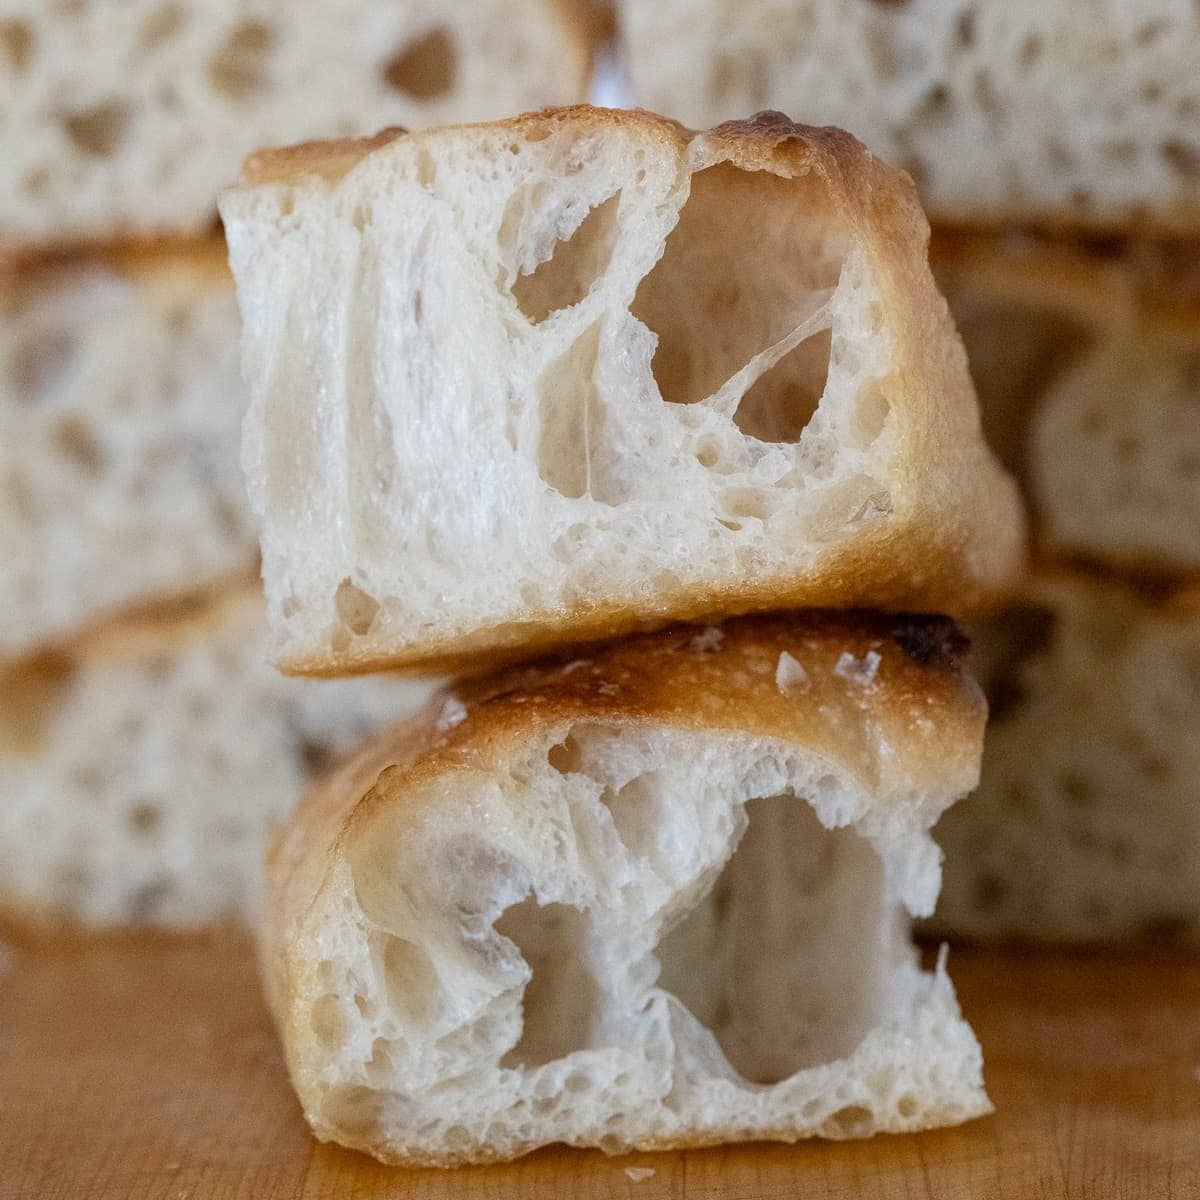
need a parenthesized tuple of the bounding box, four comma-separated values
(436, 696, 468, 731)
(834, 649, 881, 685)
(624, 1167, 656, 1182)
(775, 650, 810, 695)
(690, 626, 724, 653)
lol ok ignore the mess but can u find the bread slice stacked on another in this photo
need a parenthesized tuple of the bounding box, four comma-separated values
(615, 0, 1200, 235)
(932, 572, 1200, 944)
(264, 613, 992, 1164)
(220, 106, 1022, 677)
(0, 0, 590, 250)
(0, 586, 435, 931)
(226, 107, 1025, 1160)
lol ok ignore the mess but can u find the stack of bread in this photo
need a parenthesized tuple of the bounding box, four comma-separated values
(217, 106, 1025, 1162)
(613, 0, 1200, 944)
(0, 0, 590, 929)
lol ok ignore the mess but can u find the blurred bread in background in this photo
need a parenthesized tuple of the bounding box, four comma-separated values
(932, 570, 1200, 944)
(0, 584, 436, 931)
(0, 0, 590, 250)
(933, 231, 1200, 575)
(616, 0, 1200, 234)
(0, 242, 253, 658)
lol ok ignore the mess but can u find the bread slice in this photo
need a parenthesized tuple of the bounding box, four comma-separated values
(220, 106, 1023, 676)
(263, 611, 991, 1164)
(616, 0, 1200, 235)
(931, 570, 1200, 944)
(0, 240, 262, 658)
(933, 231, 1200, 575)
(0, 584, 435, 931)
(0, 0, 589, 250)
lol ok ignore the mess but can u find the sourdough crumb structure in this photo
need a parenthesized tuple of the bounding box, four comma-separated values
(618, 0, 1200, 233)
(0, 0, 588, 248)
(222, 106, 1022, 676)
(0, 587, 436, 930)
(0, 242, 256, 658)
(934, 231, 1200, 574)
(932, 572, 1200, 944)
(264, 612, 991, 1164)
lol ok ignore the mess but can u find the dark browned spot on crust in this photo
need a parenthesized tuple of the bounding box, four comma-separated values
(889, 615, 968, 669)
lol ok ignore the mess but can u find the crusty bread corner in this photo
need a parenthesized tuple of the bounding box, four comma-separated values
(262, 610, 989, 1164)
(222, 107, 1025, 678)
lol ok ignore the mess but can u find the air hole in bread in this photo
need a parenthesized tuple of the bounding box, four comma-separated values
(940, 293, 1095, 479)
(209, 19, 273, 100)
(379, 934, 442, 1027)
(139, 3, 186, 50)
(8, 327, 76, 401)
(825, 1104, 876, 1138)
(656, 795, 885, 1084)
(63, 101, 131, 158)
(0, 18, 32, 72)
(537, 324, 612, 501)
(630, 164, 846, 416)
(1162, 139, 1200, 178)
(334, 579, 380, 638)
(732, 328, 830, 443)
(511, 194, 621, 324)
(496, 897, 601, 1069)
(383, 27, 457, 101)
(808, 475, 893, 541)
(53, 416, 105, 475)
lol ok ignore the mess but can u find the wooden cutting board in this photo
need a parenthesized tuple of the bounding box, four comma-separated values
(0, 933, 1196, 1199)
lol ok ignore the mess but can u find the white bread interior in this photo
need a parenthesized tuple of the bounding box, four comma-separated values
(0, 0, 588, 249)
(932, 570, 1200, 944)
(221, 106, 1023, 676)
(0, 585, 435, 930)
(617, 0, 1200, 234)
(264, 612, 991, 1164)
(934, 231, 1200, 575)
(0, 242, 257, 658)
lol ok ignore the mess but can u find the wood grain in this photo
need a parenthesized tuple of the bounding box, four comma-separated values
(0, 934, 1196, 1199)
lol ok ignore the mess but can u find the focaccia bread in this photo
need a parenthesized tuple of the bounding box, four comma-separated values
(0, 241, 255, 658)
(932, 570, 1200, 944)
(0, 0, 589, 249)
(221, 106, 1023, 677)
(0, 585, 435, 930)
(933, 231, 1200, 575)
(263, 611, 991, 1164)
(617, 0, 1200, 234)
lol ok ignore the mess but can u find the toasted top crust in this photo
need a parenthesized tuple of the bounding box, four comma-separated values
(263, 609, 986, 1018)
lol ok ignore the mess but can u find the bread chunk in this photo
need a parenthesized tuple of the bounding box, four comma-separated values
(0, 242, 256, 657)
(933, 231, 1200, 575)
(0, 586, 435, 930)
(263, 611, 991, 1164)
(221, 107, 1023, 676)
(618, 0, 1200, 234)
(932, 570, 1200, 944)
(0, 0, 588, 249)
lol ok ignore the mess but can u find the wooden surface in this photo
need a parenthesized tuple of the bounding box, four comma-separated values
(0, 935, 1197, 1199)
